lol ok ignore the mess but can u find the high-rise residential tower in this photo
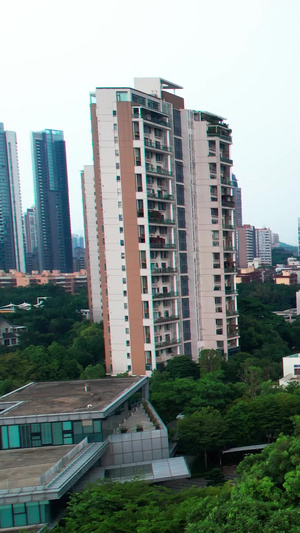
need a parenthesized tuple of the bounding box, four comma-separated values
(232, 174, 242, 227)
(84, 78, 239, 375)
(255, 227, 272, 265)
(23, 206, 38, 272)
(0, 123, 26, 272)
(31, 129, 73, 272)
(236, 224, 256, 268)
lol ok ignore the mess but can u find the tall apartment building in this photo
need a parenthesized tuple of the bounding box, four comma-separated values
(255, 227, 272, 265)
(31, 129, 73, 273)
(236, 224, 256, 268)
(83, 78, 239, 375)
(232, 174, 242, 227)
(23, 206, 38, 272)
(0, 123, 25, 272)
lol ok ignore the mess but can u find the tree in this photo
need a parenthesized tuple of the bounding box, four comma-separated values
(198, 349, 223, 375)
(164, 355, 200, 380)
(178, 407, 228, 467)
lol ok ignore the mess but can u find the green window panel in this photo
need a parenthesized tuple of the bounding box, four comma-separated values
(40, 501, 50, 523)
(8, 426, 20, 448)
(27, 502, 40, 525)
(1, 427, 9, 449)
(41, 423, 52, 445)
(0, 505, 13, 528)
(73, 421, 83, 435)
(63, 421, 72, 430)
(20, 425, 31, 448)
(13, 503, 26, 527)
(93, 420, 101, 432)
(52, 422, 63, 445)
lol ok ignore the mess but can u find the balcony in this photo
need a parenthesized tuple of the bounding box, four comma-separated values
(224, 266, 237, 273)
(144, 138, 172, 152)
(147, 190, 174, 201)
(141, 113, 171, 128)
(146, 163, 172, 177)
(151, 267, 177, 274)
(148, 212, 175, 225)
(155, 337, 181, 348)
(226, 309, 239, 317)
(153, 291, 178, 299)
(227, 327, 239, 338)
(154, 315, 179, 324)
(221, 177, 234, 186)
(223, 244, 235, 252)
(220, 156, 233, 165)
(207, 126, 232, 143)
(150, 238, 176, 249)
(223, 223, 234, 230)
(225, 287, 238, 295)
(222, 196, 235, 208)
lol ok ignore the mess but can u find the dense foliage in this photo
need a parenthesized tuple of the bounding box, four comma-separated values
(0, 286, 104, 394)
(52, 424, 300, 532)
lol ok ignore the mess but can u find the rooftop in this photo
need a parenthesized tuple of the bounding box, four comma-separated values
(0, 377, 145, 418)
(0, 445, 74, 489)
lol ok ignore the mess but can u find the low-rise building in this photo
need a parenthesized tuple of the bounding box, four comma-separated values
(0, 377, 189, 530)
(279, 353, 300, 386)
(0, 270, 87, 294)
(0, 318, 26, 347)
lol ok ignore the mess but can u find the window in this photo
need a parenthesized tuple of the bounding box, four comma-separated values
(144, 326, 151, 344)
(132, 93, 146, 105)
(117, 91, 128, 101)
(173, 109, 182, 136)
(125, 316, 129, 322)
(122, 278, 126, 284)
(182, 298, 190, 319)
(116, 176, 120, 181)
(174, 137, 183, 159)
(181, 276, 189, 296)
(177, 207, 186, 228)
(175, 161, 184, 182)
(141, 276, 148, 293)
(120, 240, 124, 246)
(180, 253, 188, 273)
(183, 320, 191, 341)
(179, 230, 187, 251)
(127, 353, 131, 359)
(126, 340, 130, 346)
(137, 199, 144, 217)
(112, 110, 117, 116)
(136, 174, 143, 192)
(176, 184, 185, 206)
(140, 251, 147, 269)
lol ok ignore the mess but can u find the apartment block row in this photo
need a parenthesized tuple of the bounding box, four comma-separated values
(82, 78, 240, 375)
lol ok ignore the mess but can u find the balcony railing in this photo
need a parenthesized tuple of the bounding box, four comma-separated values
(154, 315, 179, 324)
(144, 138, 172, 152)
(222, 196, 235, 208)
(221, 177, 234, 186)
(146, 163, 173, 177)
(150, 240, 176, 249)
(141, 113, 171, 128)
(226, 309, 239, 316)
(220, 156, 233, 165)
(151, 267, 177, 274)
(148, 212, 175, 225)
(223, 245, 235, 252)
(147, 191, 174, 201)
(224, 267, 237, 273)
(223, 224, 234, 230)
(155, 337, 181, 348)
(153, 291, 178, 299)
(225, 287, 238, 295)
(227, 328, 239, 338)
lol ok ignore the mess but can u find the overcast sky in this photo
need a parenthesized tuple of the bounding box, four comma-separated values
(1, 0, 299, 243)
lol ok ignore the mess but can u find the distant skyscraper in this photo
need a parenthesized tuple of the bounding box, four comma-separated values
(236, 225, 256, 268)
(23, 207, 38, 272)
(255, 227, 272, 265)
(0, 123, 25, 272)
(31, 129, 73, 272)
(232, 174, 242, 227)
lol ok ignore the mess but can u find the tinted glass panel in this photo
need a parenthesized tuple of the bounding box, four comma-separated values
(176, 184, 185, 206)
(173, 109, 181, 136)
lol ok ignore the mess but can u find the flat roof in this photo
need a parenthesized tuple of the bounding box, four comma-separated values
(0, 445, 74, 489)
(0, 377, 145, 418)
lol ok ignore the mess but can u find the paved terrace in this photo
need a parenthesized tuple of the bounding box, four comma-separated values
(0, 377, 144, 417)
(0, 445, 74, 490)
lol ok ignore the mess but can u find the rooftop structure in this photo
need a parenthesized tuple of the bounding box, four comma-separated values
(279, 353, 300, 387)
(0, 377, 189, 529)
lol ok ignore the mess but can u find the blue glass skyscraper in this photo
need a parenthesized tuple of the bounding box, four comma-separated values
(32, 129, 73, 273)
(0, 123, 25, 272)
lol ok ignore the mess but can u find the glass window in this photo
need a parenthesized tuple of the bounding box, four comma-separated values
(181, 276, 189, 296)
(52, 422, 63, 445)
(1, 426, 9, 449)
(176, 184, 185, 206)
(116, 91, 128, 101)
(13, 504, 26, 527)
(174, 137, 183, 159)
(41, 423, 52, 445)
(177, 207, 186, 228)
(183, 320, 191, 341)
(184, 342, 192, 356)
(27, 502, 40, 525)
(173, 109, 182, 136)
(178, 230, 187, 251)
(182, 298, 190, 319)
(180, 253, 188, 273)
(175, 161, 184, 183)
(0, 505, 13, 528)
(8, 426, 20, 448)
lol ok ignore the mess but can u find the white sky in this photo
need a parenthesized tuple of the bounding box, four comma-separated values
(0, 0, 299, 243)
